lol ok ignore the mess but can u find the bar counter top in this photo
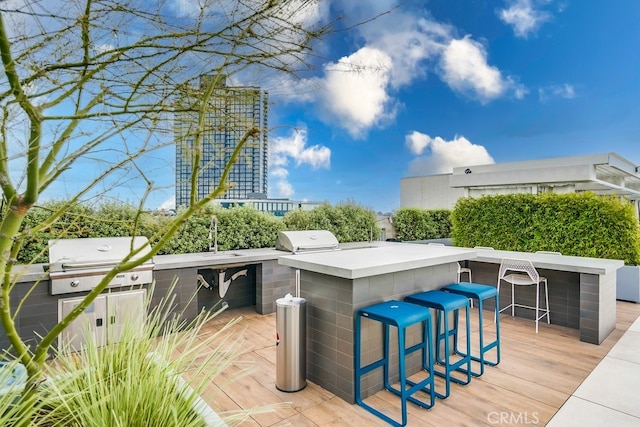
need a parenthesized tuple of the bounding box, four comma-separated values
(278, 242, 475, 279)
(473, 248, 624, 275)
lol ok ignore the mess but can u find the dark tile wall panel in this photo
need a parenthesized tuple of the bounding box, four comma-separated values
(467, 261, 581, 329)
(257, 260, 296, 314)
(597, 271, 617, 343)
(153, 267, 199, 320)
(3, 260, 288, 355)
(196, 266, 257, 311)
(300, 263, 455, 403)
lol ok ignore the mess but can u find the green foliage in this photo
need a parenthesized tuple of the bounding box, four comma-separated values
(280, 208, 313, 230)
(22, 281, 278, 426)
(451, 193, 640, 265)
(214, 206, 286, 250)
(88, 202, 150, 238)
(153, 207, 212, 255)
(15, 200, 380, 263)
(0, 360, 41, 425)
(15, 201, 289, 262)
(282, 201, 377, 242)
(393, 207, 452, 241)
(17, 201, 157, 264)
(430, 209, 454, 238)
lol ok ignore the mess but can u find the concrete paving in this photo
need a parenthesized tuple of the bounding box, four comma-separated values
(547, 315, 640, 426)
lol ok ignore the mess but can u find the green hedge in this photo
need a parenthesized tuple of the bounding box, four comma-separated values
(14, 200, 376, 264)
(281, 201, 377, 242)
(18, 201, 151, 265)
(451, 193, 640, 265)
(393, 208, 452, 241)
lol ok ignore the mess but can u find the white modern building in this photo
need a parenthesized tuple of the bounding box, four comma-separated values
(401, 152, 640, 217)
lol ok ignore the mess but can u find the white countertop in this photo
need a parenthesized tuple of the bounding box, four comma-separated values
(11, 242, 625, 283)
(473, 248, 624, 275)
(278, 243, 476, 279)
(152, 247, 283, 270)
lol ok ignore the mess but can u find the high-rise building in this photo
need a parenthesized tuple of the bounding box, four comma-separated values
(174, 75, 268, 207)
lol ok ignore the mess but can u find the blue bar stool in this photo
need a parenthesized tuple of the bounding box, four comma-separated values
(442, 282, 501, 377)
(355, 300, 435, 427)
(404, 290, 471, 399)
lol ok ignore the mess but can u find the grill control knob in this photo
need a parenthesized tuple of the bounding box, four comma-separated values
(131, 273, 139, 281)
(70, 280, 80, 288)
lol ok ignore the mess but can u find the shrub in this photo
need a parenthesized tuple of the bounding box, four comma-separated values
(13, 199, 379, 263)
(216, 206, 286, 250)
(28, 281, 280, 426)
(282, 201, 377, 242)
(451, 192, 640, 265)
(392, 207, 452, 241)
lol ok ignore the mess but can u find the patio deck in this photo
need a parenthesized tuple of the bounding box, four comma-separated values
(195, 300, 640, 426)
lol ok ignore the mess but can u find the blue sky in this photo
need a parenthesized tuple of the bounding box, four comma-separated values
(17, 1, 637, 213)
(257, 0, 640, 213)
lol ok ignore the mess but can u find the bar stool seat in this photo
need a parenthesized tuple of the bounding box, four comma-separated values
(498, 258, 550, 333)
(442, 282, 501, 376)
(404, 290, 471, 399)
(355, 300, 435, 427)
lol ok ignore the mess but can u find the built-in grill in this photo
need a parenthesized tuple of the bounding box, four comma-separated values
(48, 236, 154, 295)
(275, 230, 339, 254)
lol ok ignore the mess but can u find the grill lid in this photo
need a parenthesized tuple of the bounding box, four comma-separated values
(275, 230, 339, 254)
(48, 236, 152, 272)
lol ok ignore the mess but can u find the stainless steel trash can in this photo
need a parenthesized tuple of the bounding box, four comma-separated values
(275, 293, 306, 392)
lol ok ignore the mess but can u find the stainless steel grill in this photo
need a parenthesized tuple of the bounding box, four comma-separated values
(275, 230, 339, 254)
(48, 236, 154, 295)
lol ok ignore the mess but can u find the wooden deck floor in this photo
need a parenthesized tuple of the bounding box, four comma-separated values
(193, 301, 640, 426)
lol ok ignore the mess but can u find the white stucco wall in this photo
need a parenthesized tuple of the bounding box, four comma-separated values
(400, 174, 465, 209)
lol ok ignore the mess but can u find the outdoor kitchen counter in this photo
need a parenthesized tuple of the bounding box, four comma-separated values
(152, 247, 284, 270)
(473, 248, 623, 275)
(151, 241, 386, 270)
(464, 248, 624, 345)
(278, 242, 475, 279)
(277, 242, 476, 404)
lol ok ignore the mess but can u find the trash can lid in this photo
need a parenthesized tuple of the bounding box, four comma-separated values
(276, 293, 306, 306)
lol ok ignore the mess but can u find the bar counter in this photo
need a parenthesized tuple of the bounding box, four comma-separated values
(278, 242, 623, 403)
(279, 243, 474, 402)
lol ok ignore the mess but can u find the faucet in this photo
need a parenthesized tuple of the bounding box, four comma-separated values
(208, 216, 218, 253)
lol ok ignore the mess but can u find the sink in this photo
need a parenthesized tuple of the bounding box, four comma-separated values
(198, 252, 242, 257)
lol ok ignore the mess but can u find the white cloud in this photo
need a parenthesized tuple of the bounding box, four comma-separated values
(406, 131, 431, 155)
(538, 83, 576, 102)
(269, 128, 331, 198)
(318, 47, 396, 139)
(439, 36, 525, 103)
(355, 13, 451, 88)
(309, 8, 456, 137)
(274, 180, 295, 198)
(158, 195, 175, 210)
(269, 3, 528, 137)
(405, 132, 495, 176)
(498, 0, 552, 38)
